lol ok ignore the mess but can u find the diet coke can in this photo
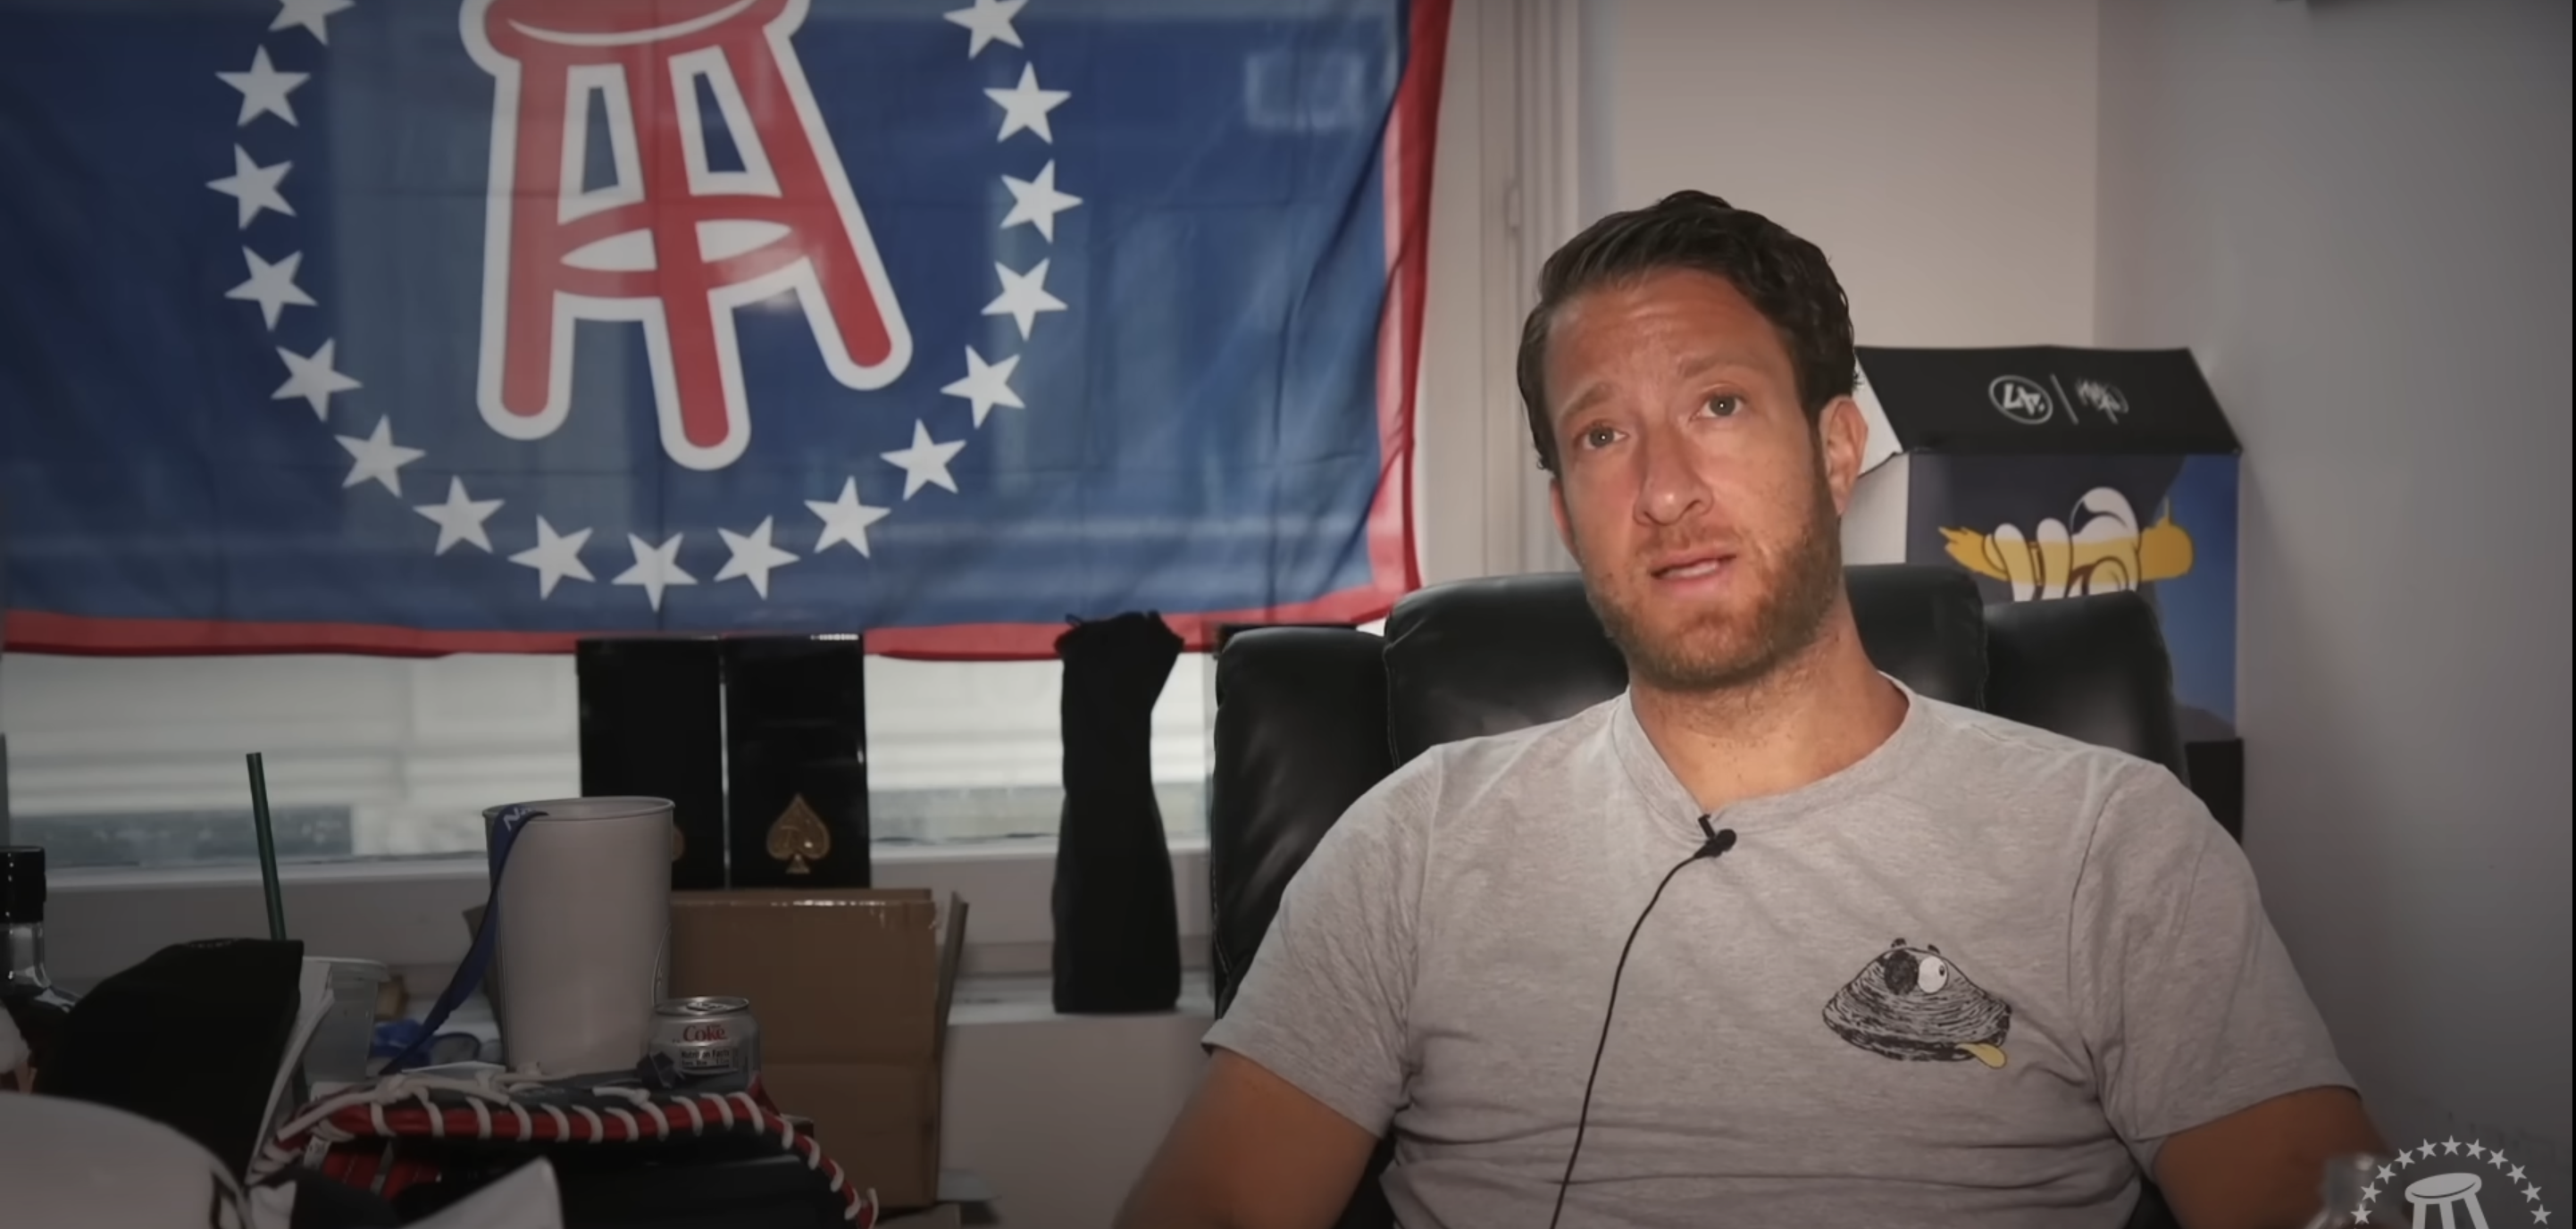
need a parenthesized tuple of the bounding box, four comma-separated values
(649, 996, 760, 1086)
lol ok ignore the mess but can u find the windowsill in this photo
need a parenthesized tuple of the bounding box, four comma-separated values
(50, 831, 1211, 890)
(45, 835, 1214, 985)
(385, 967, 1211, 1049)
(949, 969, 1216, 1027)
(54, 855, 493, 892)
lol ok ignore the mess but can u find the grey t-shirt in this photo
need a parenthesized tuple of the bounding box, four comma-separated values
(1203, 683, 2353, 1228)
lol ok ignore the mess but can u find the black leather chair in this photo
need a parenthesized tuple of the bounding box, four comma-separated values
(1206, 564, 2192, 1229)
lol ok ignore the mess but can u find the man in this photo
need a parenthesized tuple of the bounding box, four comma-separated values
(1118, 192, 2380, 1228)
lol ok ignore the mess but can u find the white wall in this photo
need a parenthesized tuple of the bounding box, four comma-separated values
(1413, 0, 1530, 585)
(2095, 0, 2572, 1202)
(1579, 0, 2102, 348)
(941, 988, 1215, 1229)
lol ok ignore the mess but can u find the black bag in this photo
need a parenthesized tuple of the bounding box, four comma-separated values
(1050, 612, 1184, 1014)
(38, 937, 305, 1175)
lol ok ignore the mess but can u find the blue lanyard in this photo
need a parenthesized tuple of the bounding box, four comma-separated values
(383, 804, 543, 1073)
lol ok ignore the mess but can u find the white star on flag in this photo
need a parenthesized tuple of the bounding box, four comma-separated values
(983, 259, 1066, 339)
(334, 415, 422, 496)
(217, 47, 309, 128)
(614, 533, 696, 611)
(715, 517, 801, 598)
(226, 247, 315, 330)
(942, 0, 1025, 57)
(272, 339, 360, 420)
(941, 346, 1025, 427)
(413, 476, 503, 556)
(271, 0, 355, 46)
(1001, 161, 1082, 242)
(807, 478, 892, 558)
(985, 63, 1070, 144)
(208, 146, 295, 229)
(507, 517, 594, 598)
(882, 421, 967, 498)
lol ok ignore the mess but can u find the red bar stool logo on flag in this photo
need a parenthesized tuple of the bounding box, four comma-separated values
(464, 0, 912, 472)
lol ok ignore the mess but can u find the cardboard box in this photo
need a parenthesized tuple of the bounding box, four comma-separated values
(666, 889, 967, 1210)
(1845, 345, 2243, 757)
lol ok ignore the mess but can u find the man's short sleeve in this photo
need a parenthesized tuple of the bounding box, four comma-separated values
(1199, 757, 1436, 1137)
(2071, 766, 2357, 1170)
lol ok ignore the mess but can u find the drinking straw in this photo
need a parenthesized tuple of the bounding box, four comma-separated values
(246, 753, 288, 941)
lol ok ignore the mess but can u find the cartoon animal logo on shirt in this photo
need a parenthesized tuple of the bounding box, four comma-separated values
(1823, 939, 2013, 1068)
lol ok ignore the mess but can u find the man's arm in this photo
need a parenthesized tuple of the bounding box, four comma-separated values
(2072, 767, 2379, 1229)
(2153, 1085, 2388, 1229)
(1114, 1049, 1383, 1229)
(1119, 758, 1438, 1228)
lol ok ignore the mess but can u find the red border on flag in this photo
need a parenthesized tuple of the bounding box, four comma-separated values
(5, 0, 1452, 661)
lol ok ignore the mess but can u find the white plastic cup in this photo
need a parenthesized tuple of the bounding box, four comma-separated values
(485, 797, 673, 1076)
(301, 957, 389, 1087)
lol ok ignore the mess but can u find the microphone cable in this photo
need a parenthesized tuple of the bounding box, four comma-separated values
(1545, 815, 1737, 1229)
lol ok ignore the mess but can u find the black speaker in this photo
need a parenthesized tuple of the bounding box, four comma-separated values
(575, 638, 725, 890)
(723, 636, 871, 888)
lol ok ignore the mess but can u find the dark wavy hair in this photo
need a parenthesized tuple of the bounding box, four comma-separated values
(1514, 190, 1855, 474)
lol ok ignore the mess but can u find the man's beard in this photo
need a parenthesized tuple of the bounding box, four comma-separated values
(1585, 465, 1844, 695)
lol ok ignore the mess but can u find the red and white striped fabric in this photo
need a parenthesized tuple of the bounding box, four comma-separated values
(249, 1067, 876, 1225)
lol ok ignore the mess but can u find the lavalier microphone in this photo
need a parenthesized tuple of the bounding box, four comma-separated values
(1546, 815, 1735, 1229)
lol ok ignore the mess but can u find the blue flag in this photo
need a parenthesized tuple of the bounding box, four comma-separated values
(0, 0, 1443, 656)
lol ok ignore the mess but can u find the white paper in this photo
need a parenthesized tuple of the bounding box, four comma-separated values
(250, 957, 334, 1165)
(404, 1157, 563, 1229)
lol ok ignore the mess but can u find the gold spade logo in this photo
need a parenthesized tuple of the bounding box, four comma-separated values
(765, 795, 832, 875)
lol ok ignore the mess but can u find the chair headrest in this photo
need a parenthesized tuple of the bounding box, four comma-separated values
(1982, 590, 2189, 782)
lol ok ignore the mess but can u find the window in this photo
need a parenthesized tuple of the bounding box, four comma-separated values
(0, 648, 1217, 870)
(867, 654, 1217, 847)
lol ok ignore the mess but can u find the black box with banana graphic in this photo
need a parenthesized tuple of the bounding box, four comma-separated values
(1843, 345, 2243, 837)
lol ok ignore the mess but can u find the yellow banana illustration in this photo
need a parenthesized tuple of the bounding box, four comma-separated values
(1942, 488, 2193, 600)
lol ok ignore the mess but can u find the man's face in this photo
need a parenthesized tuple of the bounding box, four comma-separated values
(1541, 268, 1866, 693)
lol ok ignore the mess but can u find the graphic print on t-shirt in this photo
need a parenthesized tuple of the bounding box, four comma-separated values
(1823, 939, 2014, 1068)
